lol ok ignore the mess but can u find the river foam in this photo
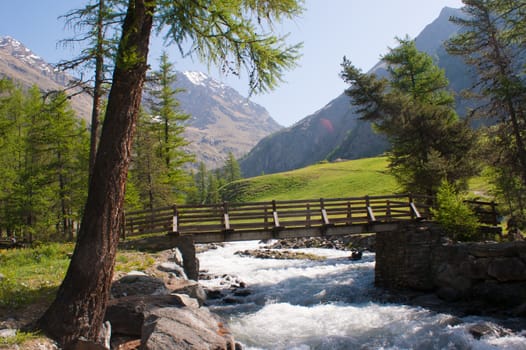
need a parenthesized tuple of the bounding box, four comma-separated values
(198, 241, 526, 350)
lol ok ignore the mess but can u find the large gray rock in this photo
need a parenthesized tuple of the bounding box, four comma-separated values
(106, 294, 203, 336)
(172, 282, 207, 306)
(111, 273, 167, 298)
(158, 261, 187, 279)
(0, 328, 17, 338)
(105, 294, 236, 349)
(141, 306, 235, 350)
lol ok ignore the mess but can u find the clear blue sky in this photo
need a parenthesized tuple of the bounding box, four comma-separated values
(0, 0, 463, 127)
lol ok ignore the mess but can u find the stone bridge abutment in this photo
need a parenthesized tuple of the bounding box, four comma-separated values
(375, 223, 526, 308)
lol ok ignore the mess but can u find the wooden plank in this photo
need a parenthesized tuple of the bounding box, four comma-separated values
(223, 213, 230, 230)
(409, 202, 421, 219)
(321, 209, 330, 225)
(367, 206, 377, 222)
(273, 211, 281, 228)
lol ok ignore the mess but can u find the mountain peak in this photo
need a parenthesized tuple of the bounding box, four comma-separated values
(182, 70, 228, 92)
(0, 35, 55, 75)
(183, 71, 208, 86)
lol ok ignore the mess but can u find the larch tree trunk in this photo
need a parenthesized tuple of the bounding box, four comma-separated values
(88, 0, 105, 181)
(37, 0, 155, 346)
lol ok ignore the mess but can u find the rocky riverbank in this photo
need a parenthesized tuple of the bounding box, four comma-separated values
(260, 234, 376, 252)
(0, 247, 241, 350)
(104, 248, 242, 350)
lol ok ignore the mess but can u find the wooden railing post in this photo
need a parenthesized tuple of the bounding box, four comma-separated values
(264, 204, 269, 230)
(408, 194, 421, 220)
(346, 201, 352, 224)
(386, 200, 391, 222)
(272, 200, 280, 228)
(490, 201, 498, 226)
(121, 210, 126, 240)
(129, 218, 134, 237)
(172, 205, 178, 233)
(320, 198, 330, 225)
(366, 195, 376, 222)
(222, 202, 231, 231)
(306, 202, 311, 228)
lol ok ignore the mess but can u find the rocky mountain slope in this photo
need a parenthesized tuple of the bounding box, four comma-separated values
(240, 7, 467, 177)
(175, 71, 281, 168)
(0, 36, 93, 122)
(0, 36, 281, 169)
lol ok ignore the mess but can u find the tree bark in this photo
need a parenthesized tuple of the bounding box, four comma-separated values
(37, 1, 155, 346)
(88, 0, 105, 182)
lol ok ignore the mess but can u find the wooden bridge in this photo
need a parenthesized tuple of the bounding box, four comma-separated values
(122, 194, 499, 244)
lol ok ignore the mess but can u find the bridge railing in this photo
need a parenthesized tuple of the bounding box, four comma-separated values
(123, 194, 431, 239)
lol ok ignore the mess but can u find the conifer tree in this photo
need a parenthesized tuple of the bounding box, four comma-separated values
(341, 38, 478, 194)
(0, 84, 89, 240)
(207, 172, 221, 204)
(447, 0, 526, 217)
(223, 151, 242, 184)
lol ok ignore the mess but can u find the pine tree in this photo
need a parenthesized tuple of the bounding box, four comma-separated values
(194, 162, 208, 204)
(44, 92, 90, 239)
(223, 151, 242, 184)
(130, 109, 171, 210)
(146, 51, 193, 202)
(341, 38, 479, 195)
(447, 0, 526, 218)
(0, 84, 90, 240)
(206, 172, 221, 204)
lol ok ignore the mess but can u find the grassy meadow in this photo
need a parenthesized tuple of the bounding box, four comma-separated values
(224, 156, 493, 203)
(223, 157, 402, 202)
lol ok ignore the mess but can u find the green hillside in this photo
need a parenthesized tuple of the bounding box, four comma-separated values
(221, 157, 401, 202)
(222, 156, 493, 203)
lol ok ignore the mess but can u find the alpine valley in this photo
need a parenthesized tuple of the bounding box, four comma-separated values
(0, 36, 281, 170)
(239, 7, 476, 177)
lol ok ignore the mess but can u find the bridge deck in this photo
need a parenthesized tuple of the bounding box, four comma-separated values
(123, 194, 498, 243)
(124, 194, 431, 242)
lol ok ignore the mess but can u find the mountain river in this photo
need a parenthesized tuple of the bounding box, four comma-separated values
(197, 240, 526, 350)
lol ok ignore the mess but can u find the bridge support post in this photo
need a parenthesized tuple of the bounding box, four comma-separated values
(375, 223, 441, 290)
(172, 235, 199, 281)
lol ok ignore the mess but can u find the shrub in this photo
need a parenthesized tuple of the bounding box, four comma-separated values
(431, 180, 479, 241)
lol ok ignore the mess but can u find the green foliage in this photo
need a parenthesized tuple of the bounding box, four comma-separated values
(447, 0, 526, 219)
(0, 81, 90, 240)
(431, 181, 479, 241)
(221, 152, 242, 184)
(156, 0, 304, 93)
(341, 38, 479, 195)
(0, 330, 41, 347)
(115, 250, 156, 273)
(127, 53, 194, 210)
(188, 155, 244, 204)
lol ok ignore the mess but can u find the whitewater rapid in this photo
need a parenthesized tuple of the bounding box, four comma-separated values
(197, 241, 526, 350)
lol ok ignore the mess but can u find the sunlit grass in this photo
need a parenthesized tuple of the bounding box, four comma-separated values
(0, 243, 73, 309)
(115, 250, 157, 273)
(225, 157, 400, 202)
(225, 156, 491, 203)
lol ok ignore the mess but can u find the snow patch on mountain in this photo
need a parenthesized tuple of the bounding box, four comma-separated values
(183, 71, 208, 86)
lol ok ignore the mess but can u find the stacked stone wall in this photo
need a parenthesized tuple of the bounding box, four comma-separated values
(375, 223, 526, 307)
